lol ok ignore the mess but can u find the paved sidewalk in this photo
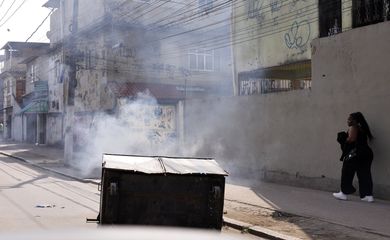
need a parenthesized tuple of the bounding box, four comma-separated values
(1, 141, 390, 239)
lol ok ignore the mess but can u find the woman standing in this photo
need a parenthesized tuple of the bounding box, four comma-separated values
(333, 112, 374, 202)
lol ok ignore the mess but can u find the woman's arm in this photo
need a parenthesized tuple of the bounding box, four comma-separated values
(347, 126, 358, 143)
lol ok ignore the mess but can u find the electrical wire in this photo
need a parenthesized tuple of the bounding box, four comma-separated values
(0, 0, 28, 28)
(0, 0, 17, 26)
(47, 0, 352, 63)
(25, 9, 54, 42)
(21, 0, 356, 79)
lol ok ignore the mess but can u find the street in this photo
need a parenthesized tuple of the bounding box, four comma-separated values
(0, 155, 262, 239)
(0, 154, 99, 231)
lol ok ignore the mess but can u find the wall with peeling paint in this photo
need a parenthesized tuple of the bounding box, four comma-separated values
(184, 21, 390, 199)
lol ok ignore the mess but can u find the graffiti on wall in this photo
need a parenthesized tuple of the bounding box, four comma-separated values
(284, 20, 311, 54)
(123, 103, 177, 144)
(247, 0, 266, 23)
(239, 79, 261, 95)
(270, 0, 283, 13)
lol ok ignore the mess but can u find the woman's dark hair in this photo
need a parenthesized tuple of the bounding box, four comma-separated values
(350, 112, 373, 141)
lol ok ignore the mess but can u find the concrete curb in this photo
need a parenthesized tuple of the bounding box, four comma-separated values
(223, 217, 302, 240)
(1, 151, 301, 240)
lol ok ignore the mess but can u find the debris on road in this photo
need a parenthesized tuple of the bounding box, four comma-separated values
(35, 204, 56, 208)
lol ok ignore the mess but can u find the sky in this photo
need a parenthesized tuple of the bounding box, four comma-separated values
(0, 0, 51, 49)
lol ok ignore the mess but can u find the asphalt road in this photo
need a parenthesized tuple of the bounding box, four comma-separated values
(0, 155, 262, 239)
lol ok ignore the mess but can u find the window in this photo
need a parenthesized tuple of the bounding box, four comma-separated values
(238, 61, 312, 95)
(30, 64, 37, 82)
(199, 0, 213, 12)
(352, 0, 387, 28)
(319, 0, 342, 37)
(84, 49, 97, 69)
(188, 49, 214, 72)
(55, 60, 61, 79)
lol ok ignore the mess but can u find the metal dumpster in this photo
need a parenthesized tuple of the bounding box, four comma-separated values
(98, 154, 228, 229)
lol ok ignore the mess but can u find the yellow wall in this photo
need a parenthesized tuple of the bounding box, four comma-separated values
(233, 0, 320, 72)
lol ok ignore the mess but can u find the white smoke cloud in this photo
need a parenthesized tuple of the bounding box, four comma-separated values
(73, 91, 179, 177)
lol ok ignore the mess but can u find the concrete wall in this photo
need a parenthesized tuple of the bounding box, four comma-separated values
(11, 115, 23, 141)
(46, 114, 63, 146)
(232, 0, 319, 73)
(183, 21, 390, 199)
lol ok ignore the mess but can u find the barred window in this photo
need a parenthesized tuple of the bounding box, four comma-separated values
(30, 64, 37, 82)
(352, 0, 387, 28)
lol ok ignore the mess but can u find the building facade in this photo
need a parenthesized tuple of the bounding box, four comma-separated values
(232, 0, 389, 95)
(42, 0, 233, 157)
(0, 42, 49, 141)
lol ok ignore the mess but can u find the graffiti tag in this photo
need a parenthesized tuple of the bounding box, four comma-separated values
(270, 0, 282, 13)
(284, 20, 311, 53)
(247, 0, 265, 23)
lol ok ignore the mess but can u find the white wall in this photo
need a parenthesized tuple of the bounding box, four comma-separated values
(183, 21, 390, 199)
(46, 114, 63, 146)
(11, 115, 23, 141)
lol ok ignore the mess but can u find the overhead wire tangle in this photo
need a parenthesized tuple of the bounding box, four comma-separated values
(0, 0, 4, 9)
(106, 0, 176, 27)
(61, 0, 174, 44)
(147, 0, 235, 30)
(145, 0, 200, 28)
(155, 0, 284, 42)
(159, 0, 235, 30)
(158, 0, 347, 54)
(50, 1, 131, 48)
(161, 0, 345, 41)
(48, 0, 354, 64)
(81, 5, 353, 71)
(129, 0, 172, 23)
(115, 0, 286, 46)
(66, 0, 234, 46)
(118, 0, 163, 22)
(150, 0, 319, 32)
(35, 8, 355, 94)
(194, 0, 352, 51)
(58, 0, 350, 62)
(202, 6, 354, 53)
(111, 0, 347, 57)
(149, 0, 350, 44)
(145, 1, 349, 59)
(60, 3, 159, 47)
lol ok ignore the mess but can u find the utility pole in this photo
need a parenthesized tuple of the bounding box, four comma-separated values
(64, 0, 78, 165)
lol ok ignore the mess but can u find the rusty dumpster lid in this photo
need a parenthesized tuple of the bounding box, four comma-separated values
(102, 154, 228, 175)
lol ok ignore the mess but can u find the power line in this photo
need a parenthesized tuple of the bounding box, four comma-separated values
(0, 0, 17, 25)
(58, 0, 352, 60)
(0, 0, 28, 28)
(107, 0, 347, 57)
(40, 0, 355, 73)
(25, 9, 54, 42)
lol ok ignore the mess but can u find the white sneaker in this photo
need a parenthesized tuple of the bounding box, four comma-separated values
(333, 191, 347, 200)
(361, 196, 374, 202)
